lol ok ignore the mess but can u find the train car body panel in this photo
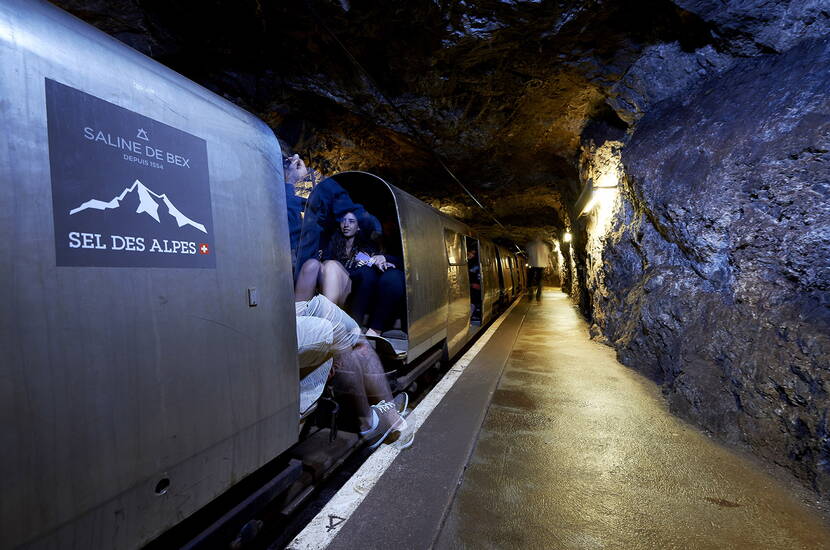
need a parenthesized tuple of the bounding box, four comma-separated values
(0, 2, 298, 548)
(478, 240, 499, 324)
(506, 254, 517, 299)
(440, 221, 472, 358)
(516, 254, 527, 292)
(495, 245, 510, 301)
(387, 186, 449, 362)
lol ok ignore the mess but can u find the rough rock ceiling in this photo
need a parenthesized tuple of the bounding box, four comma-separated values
(51, 0, 829, 244)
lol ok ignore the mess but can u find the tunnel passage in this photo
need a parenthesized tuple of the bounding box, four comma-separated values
(53, 0, 830, 507)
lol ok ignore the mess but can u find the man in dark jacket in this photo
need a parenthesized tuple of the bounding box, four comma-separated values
(283, 154, 308, 268)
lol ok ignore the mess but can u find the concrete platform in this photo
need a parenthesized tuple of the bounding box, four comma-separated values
(323, 289, 830, 549)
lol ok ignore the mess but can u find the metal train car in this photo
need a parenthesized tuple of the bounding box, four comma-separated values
(314, 172, 525, 372)
(0, 2, 525, 548)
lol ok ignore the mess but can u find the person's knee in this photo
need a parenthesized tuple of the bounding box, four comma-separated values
(300, 258, 322, 277)
(352, 338, 370, 354)
(379, 268, 403, 283)
(320, 259, 341, 276)
(351, 339, 378, 362)
(302, 258, 321, 270)
(296, 316, 335, 370)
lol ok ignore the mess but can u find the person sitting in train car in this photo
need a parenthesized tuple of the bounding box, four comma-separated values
(283, 153, 380, 293)
(284, 155, 406, 336)
(295, 293, 412, 448)
(294, 206, 372, 303)
(313, 208, 405, 337)
(292, 171, 359, 280)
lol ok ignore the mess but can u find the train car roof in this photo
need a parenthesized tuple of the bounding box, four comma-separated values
(330, 170, 519, 250)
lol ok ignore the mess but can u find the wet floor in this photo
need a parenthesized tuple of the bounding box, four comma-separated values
(435, 289, 830, 550)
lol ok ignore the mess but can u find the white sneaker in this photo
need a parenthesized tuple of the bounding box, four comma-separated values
(361, 401, 406, 449)
(392, 392, 409, 417)
(392, 410, 416, 450)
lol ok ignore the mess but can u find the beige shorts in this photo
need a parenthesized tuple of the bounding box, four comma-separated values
(295, 294, 361, 362)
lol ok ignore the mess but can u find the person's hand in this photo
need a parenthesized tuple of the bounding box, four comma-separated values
(371, 255, 395, 271)
(284, 154, 308, 187)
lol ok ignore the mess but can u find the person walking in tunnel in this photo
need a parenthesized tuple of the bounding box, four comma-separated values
(526, 234, 550, 301)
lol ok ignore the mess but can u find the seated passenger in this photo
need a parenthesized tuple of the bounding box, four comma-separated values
(295, 293, 412, 448)
(284, 155, 406, 337)
(293, 172, 359, 280)
(298, 209, 405, 337)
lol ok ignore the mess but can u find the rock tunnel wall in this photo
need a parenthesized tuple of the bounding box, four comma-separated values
(573, 36, 830, 497)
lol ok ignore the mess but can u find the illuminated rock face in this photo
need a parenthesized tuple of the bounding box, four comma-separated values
(584, 37, 830, 497)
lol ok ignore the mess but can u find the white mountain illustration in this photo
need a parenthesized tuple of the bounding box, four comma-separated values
(69, 179, 207, 234)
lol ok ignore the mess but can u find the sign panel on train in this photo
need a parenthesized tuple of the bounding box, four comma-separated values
(46, 79, 216, 268)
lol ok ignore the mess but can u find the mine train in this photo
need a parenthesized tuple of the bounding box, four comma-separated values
(0, 1, 526, 549)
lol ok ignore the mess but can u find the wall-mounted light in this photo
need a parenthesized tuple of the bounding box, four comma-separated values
(575, 170, 619, 217)
(580, 193, 598, 215)
(596, 171, 618, 189)
(563, 232, 572, 243)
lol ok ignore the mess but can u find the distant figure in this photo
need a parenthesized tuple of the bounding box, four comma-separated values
(526, 235, 550, 301)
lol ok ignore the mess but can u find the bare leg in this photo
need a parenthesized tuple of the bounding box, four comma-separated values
(295, 259, 322, 301)
(331, 339, 393, 431)
(352, 339, 393, 403)
(320, 260, 352, 307)
(331, 349, 372, 430)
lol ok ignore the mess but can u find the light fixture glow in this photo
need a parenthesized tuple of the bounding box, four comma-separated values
(596, 171, 619, 189)
(580, 194, 598, 215)
(563, 232, 572, 243)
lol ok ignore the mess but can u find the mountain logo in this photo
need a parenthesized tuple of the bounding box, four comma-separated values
(69, 179, 208, 234)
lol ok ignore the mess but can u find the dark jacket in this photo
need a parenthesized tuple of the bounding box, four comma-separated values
(293, 177, 356, 277)
(285, 183, 304, 263)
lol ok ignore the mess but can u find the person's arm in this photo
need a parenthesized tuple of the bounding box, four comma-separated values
(284, 154, 308, 188)
(384, 253, 403, 267)
(295, 198, 327, 277)
(369, 253, 402, 271)
(285, 184, 302, 255)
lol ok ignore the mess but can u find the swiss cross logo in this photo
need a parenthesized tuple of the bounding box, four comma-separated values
(199, 243, 210, 255)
